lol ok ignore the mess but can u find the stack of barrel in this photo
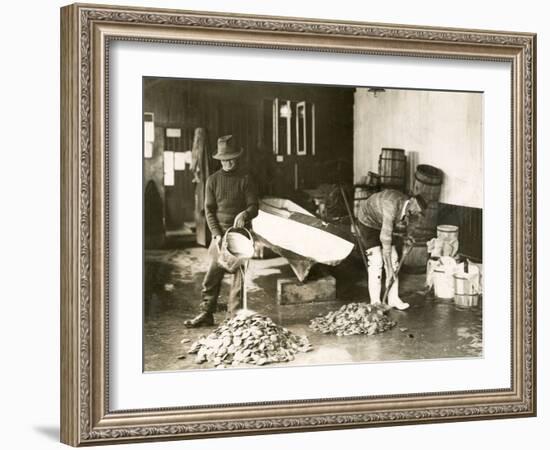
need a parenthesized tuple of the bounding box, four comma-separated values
(403, 164, 444, 273)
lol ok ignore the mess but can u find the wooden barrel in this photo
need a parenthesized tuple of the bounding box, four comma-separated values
(453, 274, 480, 307)
(413, 164, 443, 202)
(402, 239, 429, 274)
(365, 171, 380, 187)
(379, 148, 406, 191)
(411, 201, 439, 239)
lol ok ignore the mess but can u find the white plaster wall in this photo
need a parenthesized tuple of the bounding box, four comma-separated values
(354, 88, 483, 208)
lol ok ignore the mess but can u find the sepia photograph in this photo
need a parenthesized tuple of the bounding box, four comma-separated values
(143, 77, 483, 372)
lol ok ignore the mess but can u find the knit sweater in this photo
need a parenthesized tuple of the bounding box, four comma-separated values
(357, 189, 408, 250)
(204, 168, 259, 237)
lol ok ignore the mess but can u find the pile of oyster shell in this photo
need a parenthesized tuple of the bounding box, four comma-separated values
(310, 302, 396, 336)
(188, 312, 312, 368)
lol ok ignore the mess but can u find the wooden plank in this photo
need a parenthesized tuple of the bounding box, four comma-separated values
(277, 274, 336, 305)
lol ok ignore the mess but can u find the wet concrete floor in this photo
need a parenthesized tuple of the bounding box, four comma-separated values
(144, 246, 482, 372)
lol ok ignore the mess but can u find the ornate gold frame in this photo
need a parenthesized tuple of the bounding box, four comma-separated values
(60, 3, 536, 446)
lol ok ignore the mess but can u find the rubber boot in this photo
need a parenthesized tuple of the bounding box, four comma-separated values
(387, 276, 410, 310)
(184, 301, 215, 328)
(387, 246, 410, 310)
(366, 246, 383, 305)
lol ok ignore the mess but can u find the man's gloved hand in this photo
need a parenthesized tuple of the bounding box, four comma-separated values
(233, 211, 248, 228)
(382, 247, 394, 282)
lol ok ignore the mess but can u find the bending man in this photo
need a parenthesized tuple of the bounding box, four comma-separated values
(357, 189, 427, 310)
(184, 135, 259, 327)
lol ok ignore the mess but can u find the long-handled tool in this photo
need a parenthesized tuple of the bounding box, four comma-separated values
(381, 237, 414, 304)
(339, 185, 370, 281)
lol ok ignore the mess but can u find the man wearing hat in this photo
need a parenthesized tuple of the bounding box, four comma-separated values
(184, 135, 259, 327)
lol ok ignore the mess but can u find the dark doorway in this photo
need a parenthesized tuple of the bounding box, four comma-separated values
(144, 180, 164, 249)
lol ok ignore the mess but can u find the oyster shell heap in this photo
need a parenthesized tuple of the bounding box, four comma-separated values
(188, 312, 312, 368)
(310, 302, 396, 336)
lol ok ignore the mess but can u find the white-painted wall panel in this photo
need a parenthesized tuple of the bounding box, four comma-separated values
(354, 88, 483, 208)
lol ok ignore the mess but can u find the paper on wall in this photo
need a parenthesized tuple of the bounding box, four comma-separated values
(166, 128, 181, 138)
(144, 141, 153, 158)
(144, 121, 155, 142)
(163, 151, 174, 172)
(164, 171, 174, 186)
(174, 151, 192, 170)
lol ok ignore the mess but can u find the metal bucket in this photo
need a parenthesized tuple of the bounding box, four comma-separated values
(218, 227, 255, 273)
(432, 256, 457, 299)
(433, 269, 455, 299)
(437, 224, 459, 257)
(437, 224, 459, 241)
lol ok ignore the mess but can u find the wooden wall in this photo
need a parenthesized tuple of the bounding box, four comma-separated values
(438, 203, 483, 261)
(143, 78, 354, 231)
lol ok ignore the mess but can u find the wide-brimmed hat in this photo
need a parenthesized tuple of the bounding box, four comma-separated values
(212, 135, 243, 160)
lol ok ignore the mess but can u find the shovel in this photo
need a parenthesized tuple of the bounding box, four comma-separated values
(381, 238, 414, 304)
(339, 185, 370, 283)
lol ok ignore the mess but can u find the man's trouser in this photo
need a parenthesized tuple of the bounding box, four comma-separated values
(200, 239, 243, 316)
